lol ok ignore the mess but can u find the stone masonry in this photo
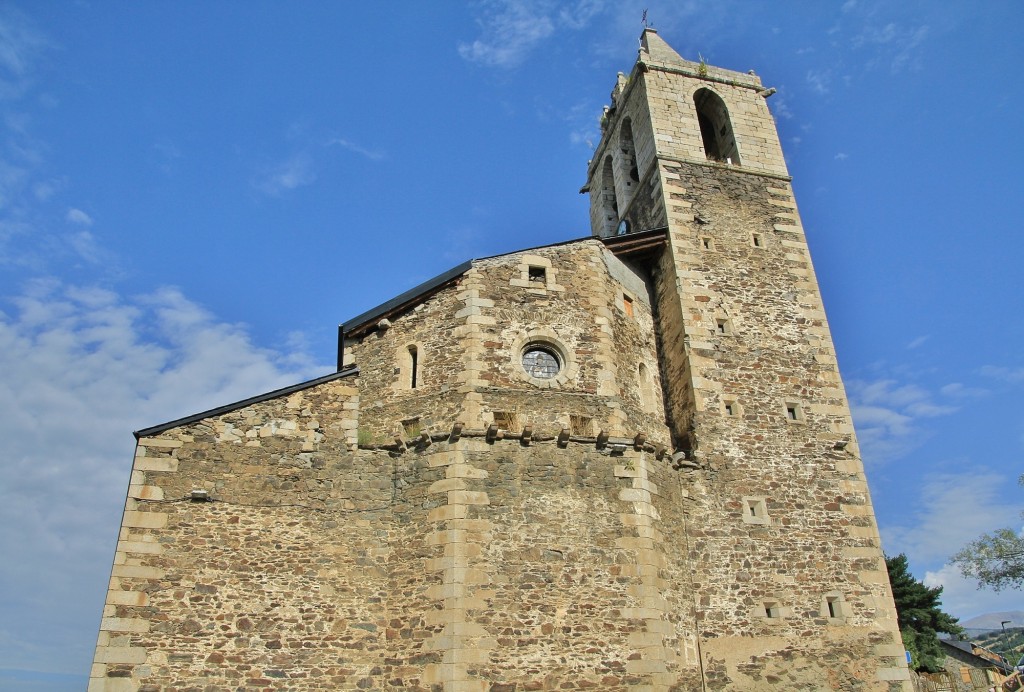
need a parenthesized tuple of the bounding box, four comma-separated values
(90, 29, 909, 691)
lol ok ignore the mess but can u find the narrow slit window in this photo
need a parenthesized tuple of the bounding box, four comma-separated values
(724, 402, 734, 416)
(623, 294, 634, 317)
(408, 345, 419, 389)
(702, 237, 713, 250)
(826, 597, 838, 618)
(752, 233, 762, 247)
(764, 602, 780, 619)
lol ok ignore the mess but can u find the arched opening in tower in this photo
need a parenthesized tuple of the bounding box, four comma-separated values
(618, 118, 639, 211)
(694, 88, 741, 165)
(600, 155, 619, 236)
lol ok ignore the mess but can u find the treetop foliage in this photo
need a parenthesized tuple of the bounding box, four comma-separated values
(886, 553, 963, 673)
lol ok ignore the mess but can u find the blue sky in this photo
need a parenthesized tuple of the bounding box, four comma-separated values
(0, 1, 1021, 688)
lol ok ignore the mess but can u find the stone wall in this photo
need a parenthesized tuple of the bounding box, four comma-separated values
(91, 27, 910, 692)
(90, 365, 710, 690)
(580, 28, 910, 691)
(346, 240, 671, 448)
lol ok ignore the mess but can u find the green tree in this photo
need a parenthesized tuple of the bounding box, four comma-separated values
(951, 474, 1024, 592)
(886, 553, 964, 673)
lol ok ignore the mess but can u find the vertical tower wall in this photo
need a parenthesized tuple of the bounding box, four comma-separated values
(585, 29, 911, 690)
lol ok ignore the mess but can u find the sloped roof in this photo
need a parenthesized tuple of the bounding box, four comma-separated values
(339, 229, 669, 339)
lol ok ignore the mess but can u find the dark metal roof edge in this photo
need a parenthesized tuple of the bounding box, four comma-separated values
(134, 367, 360, 439)
(341, 260, 473, 336)
(472, 233, 596, 262)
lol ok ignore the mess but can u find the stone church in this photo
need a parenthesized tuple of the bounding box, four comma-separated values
(90, 30, 911, 691)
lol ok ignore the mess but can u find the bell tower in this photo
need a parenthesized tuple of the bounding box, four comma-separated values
(584, 29, 911, 689)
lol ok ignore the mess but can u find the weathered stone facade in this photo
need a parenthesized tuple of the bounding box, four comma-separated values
(90, 29, 909, 691)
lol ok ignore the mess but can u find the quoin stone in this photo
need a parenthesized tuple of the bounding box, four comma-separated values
(90, 29, 909, 691)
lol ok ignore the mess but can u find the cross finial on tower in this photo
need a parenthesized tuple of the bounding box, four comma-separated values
(641, 9, 648, 28)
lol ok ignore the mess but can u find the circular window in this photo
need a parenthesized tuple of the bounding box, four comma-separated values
(522, 346, 561, 379)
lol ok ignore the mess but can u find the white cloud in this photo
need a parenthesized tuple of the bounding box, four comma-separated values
(834, 152, 848, 161)
(882, 471, 1019, 567)
(0, 6, 50, 101)
(805, 68, 832, 94)
(0, 280, 328, 674)
(849, 378, 959, 463)
(459, 0, 557, 68)
(65, 229, 106, 264)
(850, 17, 930, 73)
(940, 382, 989, 399)
(558, 0, 605, 30)
(980, 365, 1024, 383)
(925, 563, 1019, 622)
(65, 207, 92, 226)
(254, 154, 316, 195)
(327, 137, 385, 161)
(771, 92, 794, 120)
(906, 334, 929, 349)
(458, 0, 616, 69)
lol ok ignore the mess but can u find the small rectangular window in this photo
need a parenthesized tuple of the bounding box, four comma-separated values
(752, 233, 762, 247)
(528, 266, 546, 283)
(742, 497, 768, 524)
(764, 602, 780, 619)
(785, 402, 803, 422)
(724, 403, 733, 416)
(493, 411, 519, 433)
(569, 415, 593, 437)
(623, 295, 634, 317)
(716, 319, 730, 335)
(702, 237, 713, 250)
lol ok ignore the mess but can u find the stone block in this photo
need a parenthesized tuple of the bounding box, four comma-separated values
(111, 564, 165, 580)
(106, 590, 149, 607)
(139, 438, 182, 448)
(876, 666, 911, 681)
(625, 658, 668, 675)
(445, 464, 488, 479)
(444, 543, 483, 559)
(100, 617, 150, 633)
(618, 488, 652, 503)
(88, 678, 136, 692)
(428, 478, 467, 494)
(426, 529, 467, 546)
(94, 646, 148, 664)
(122, 511, 167, 529)
(428, 504, 468, 522)
(448, 490, 489, 505)
(128, 485, 164, 501)
(134, 458, 178, 473)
